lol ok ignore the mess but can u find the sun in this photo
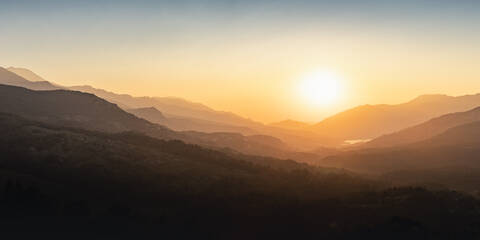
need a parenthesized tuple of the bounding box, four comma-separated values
(298, 70, 342, 106)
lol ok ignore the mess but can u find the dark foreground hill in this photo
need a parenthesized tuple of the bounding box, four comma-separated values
(322, 120, 480, 192)
(1, 113, 480, 239)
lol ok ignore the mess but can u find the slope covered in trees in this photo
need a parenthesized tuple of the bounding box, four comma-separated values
(1, 113, 480, 239)
(322, 121, 480, 192)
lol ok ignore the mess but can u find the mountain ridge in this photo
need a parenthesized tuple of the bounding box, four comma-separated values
(69, 85, 262, 128)
(364, 106, 480, 148)
(0, 67, 60, 90)
(320, 120, 480, 192)
(309, 93, 480, 141)
(7, 67, 48, 82)
(0, 83, 309, 160)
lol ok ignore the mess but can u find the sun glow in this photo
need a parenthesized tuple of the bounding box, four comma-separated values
(298, 70, 343, 106)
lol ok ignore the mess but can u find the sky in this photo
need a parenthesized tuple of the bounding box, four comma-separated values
(1, 0, 479, 122)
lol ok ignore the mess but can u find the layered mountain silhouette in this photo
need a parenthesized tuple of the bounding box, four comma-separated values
(69, 85, 342, 149)
(323, 119, 480, 171)
(126, 107, 259, 135)
(309, 94, 480, 141)
(125, 107, 338, 155)
(0, 67, 338, 149)
(4, 65, 480, 154)
(0, 84, 172, 134)
(321, 120, 480, 191)
(365, 106, 480, 148)
(69, 85, 262, 129)
(0, 67, 60, 90)
(3, 66, 480, 238)
(0, 67, 342, 161)
(5, 66, 480, 149)
(7, 67, 48, 82)
(2, 67, 260, 132)
(0, 112, 324, 178)
(0, 84, 310, 159)
(126, 107, 168, 121)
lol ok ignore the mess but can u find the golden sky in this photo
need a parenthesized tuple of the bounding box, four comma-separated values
(1, 1, 479, 122)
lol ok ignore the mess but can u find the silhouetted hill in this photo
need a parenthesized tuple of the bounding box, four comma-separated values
(7, 67, 48, 82)
(420, 120, 480, 147)
(126, 107, 167, 122)
(127, 107, 259, 135)
(310, 94, 480, 141)
(321, 120, 480, 192)
(69, 85, 261, 128)
(68, 86, 340, 149)
(1, 67, 261, 136)
(269, 119, 311, 130)
(0, 67, 60, 90)
(0, 67, 33, 86)
(185, 131, 288, 154)
(365, 106, 480, 148)
(1, 67, 339, 149)
(1, 112, 480, 239)
(0, 84, 173, 134)
(0, 84, 304, 159)
(0, 112, 325, 178)
(323, 120, 480, 172)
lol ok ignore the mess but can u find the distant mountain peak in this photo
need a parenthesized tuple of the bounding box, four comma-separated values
(0, 66, 62, 91)
(309, 92, 480, 141)
(7, 66, 47, 82)
(364, 104, 480, 149)
(408, 94, 451, 104)
(126, 107, 168, 123)
(137, 106, 160, 112)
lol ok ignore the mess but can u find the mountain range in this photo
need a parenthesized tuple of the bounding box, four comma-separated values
(7, 67, 49, 83)
(309, 94, 480, 141)
(0, 67, 59, 91)
(322, 118, 480, 172)
(6, 66, 480, 150)
(365, 106, 480, 148)
(126, 106, 259, 135)
(321, 117, 480, 191)
(3, 65, 480, 165)
(2, 65, 480, 238)
(5, 111, 477, 239)
(0, 84, 298, 159)
(0, 67, 340, 149)
(68, 85, 263, 130)
(68, 85, 341, 149)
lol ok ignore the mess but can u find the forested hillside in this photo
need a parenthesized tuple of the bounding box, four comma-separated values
(1, 113, 480, 239)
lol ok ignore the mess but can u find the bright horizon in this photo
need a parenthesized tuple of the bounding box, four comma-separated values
(1, 0, 480, 122)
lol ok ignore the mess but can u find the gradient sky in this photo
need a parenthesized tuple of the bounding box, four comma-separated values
(1, 0, 479, 122)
